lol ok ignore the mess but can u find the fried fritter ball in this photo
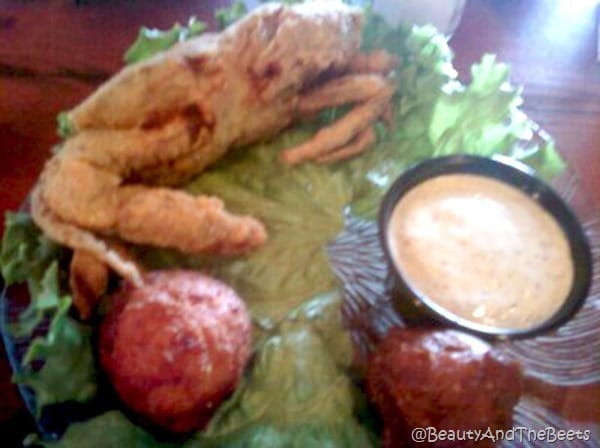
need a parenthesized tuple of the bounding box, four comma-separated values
(366, 328, 523, 448)
(99, 270, 252, 433)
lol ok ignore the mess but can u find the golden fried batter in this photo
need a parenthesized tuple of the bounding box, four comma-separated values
(69, 250, 109, 320)
(32, 1, 396, 285)
(116, 187, 266, 254)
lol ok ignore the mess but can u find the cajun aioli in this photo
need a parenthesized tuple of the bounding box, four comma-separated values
(387, 174, 574, 329)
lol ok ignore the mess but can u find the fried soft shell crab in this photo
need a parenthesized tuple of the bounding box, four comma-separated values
(30, 1, 397, 304)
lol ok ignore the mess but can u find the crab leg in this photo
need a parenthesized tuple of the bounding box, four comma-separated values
(36, 160, 266, 257)
(297, 74, 393, 115)
(116, 187, 266, 255)
(280, 77, 393, 165)
(315, 127, 376, 164)
(70, 249, 110, 320)
(30, 186, 144, 285)
(348, 50, 399, 75)
(33, 123, 267, 284)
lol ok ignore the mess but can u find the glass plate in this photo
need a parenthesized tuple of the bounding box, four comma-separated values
(328, 164, 600, 446)
(2, 159, 599, 445)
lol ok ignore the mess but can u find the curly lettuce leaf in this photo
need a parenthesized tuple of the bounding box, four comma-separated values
(15, 297, 97, 416)
(1, 213, 66, 337)
(35, 411, 176, 448)
(516, 138, 566, 181)
(123, 17, 207, 64)
(430, 54, 523, 156)
(1, 212, 96, 412)
(191, 292, 374, 448)
(9, 262, 63, 338)
(215, 1, 248, 30)
(56, 112, 74, 139)
(1, 212, 61, 285)
(426, 54, 565, 180)
(346, 23, 565, 219)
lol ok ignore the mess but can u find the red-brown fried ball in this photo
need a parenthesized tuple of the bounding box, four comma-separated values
(99, 270, 252, 433)
(366, 328, 523, 448)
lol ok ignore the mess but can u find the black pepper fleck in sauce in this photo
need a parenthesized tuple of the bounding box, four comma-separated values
(387, 174, 574, 330)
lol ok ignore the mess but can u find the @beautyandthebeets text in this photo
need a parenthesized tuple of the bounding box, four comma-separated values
(410, 426, 592, 444)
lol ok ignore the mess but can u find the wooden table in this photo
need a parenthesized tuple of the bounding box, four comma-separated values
(1, 0, 599, 443)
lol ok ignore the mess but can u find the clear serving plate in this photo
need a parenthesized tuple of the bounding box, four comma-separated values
(2, 155, 599, 447)
(328, 161, 600, 446)
(1, 16, 598, 441)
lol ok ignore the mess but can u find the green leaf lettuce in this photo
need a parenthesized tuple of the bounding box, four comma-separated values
(191, 292, 375, 448)
(1, 212, 97, 413)
(34, 411, 176, 448)
(123, 17, 207, 64)
(1, 213, 65, 337)
(215, 1, 248, 30)
(1, 212, 61, 286)
(16, 296, 97, 416)
(344, 23, 565, 219)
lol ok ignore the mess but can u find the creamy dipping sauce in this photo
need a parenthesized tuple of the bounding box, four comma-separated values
(387, 174, 574, 330)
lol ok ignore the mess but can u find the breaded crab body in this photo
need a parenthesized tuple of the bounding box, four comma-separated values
(32, 1, 396, 285)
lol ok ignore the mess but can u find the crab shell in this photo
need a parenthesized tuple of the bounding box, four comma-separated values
(31, 1, 396, 311)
